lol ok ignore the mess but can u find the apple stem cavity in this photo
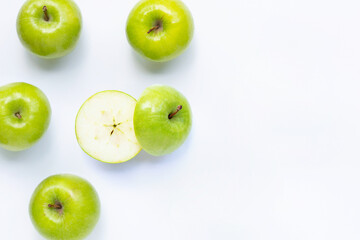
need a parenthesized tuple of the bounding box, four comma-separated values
(48, 202, 62, 210)
(43, 6, 50, 21)
(147, 19, 163, 34)
(147, 25, 160, 34)
(168, 105, 183, 119)
(15, 112, 22, 119)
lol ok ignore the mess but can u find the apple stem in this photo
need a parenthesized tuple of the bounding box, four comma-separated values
(147, 24, 161, 34)
(168, 105, 183, 119)
(48, 203, 62, 209)
(43, 6, 49, 21)
(15, 112, 22, 119)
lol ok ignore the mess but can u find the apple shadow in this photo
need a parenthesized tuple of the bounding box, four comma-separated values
(130, 40, 196, 74)
(86, 150, 166, 173)
(0, 126, 54, 165)
(87, 215, 104, 240)
(23, 32, 87, 72)
(0, 147, 32, 161)
(86, 131, 194, 174)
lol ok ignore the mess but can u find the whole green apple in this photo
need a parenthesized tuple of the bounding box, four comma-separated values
(29, 174, 101, 240)
(0, 82, 51, 151)
(126, 0, 194, 62)
(17, 0, 82, 59)
(134, 85, 192, 156)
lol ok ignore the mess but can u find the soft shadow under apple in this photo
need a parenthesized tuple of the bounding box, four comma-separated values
(23, 32, 87, 72)
(85, 131, 193, 174)
(0, 128, 54, 165)
(130, 41, 196, 75)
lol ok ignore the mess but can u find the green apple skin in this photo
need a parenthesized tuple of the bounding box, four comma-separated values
(17, 0, 82, 59)
(134, 85, 192, 156)
(29, 174, 100, 240)
(126, 0, 194, 62)
(0, 82, 51, 151)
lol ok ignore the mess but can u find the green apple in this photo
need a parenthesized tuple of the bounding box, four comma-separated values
(126, 0, 194, 62)
(75, 91, 142, 163)
(134, 85, 192, 156)
(29, 174, 100, 240)
(0, 82, 51, 151)
(17, 0, 82, 59)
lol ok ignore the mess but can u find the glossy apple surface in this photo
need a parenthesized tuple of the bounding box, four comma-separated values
(134, 85, 192, 156)
(29, 174, 100, 240)
(0, 82, 51, 151)
(126, 0, 194, 62)
(76, 91, 142, 163)
(17, 0, 82, 59)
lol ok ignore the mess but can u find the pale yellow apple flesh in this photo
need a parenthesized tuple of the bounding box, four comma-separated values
(75, 91, 141, 163)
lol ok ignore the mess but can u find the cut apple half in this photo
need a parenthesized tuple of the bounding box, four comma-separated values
(75, 91, 141, 163)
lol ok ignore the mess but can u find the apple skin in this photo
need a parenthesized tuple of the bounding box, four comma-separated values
(17, 0, 82, 59)
(126, 0, 194, 62)
(0, 82, 51, 151)
(29, 174, 100, 240)
(134, 85, 192, 156)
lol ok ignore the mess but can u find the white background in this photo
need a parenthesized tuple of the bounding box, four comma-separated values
(1, 0, 360, 239)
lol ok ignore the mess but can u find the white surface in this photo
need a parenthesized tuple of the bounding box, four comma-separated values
(1, 0, 360, 239)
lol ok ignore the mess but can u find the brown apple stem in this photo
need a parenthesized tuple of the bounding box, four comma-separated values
(168, 105, 182, 119)
(48, 203, 62, 209)
(43, 6, 49, 21)
(147, 24, 161, 34)
(15, 112, 22, 119)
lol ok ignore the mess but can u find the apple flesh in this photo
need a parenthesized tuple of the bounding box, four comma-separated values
(0, 82, 51, 151)
(75, 91, 142, 163)
(134, 85, 192, 156)
(17, 0, 82, 59)
(126, 0, 194, 62)
(29, 174, 100, 240)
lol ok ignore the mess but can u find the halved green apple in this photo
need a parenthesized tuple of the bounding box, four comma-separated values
(75, 91, 141, 163)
